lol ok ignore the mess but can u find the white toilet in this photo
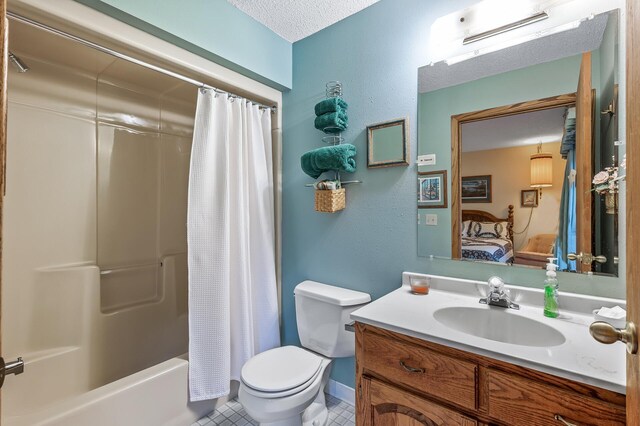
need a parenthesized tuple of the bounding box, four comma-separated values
(238, 280, 370, 426)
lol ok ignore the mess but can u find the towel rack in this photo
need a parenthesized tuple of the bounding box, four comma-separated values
(305, 81, 362, 188)
(304, 180, 362, 187)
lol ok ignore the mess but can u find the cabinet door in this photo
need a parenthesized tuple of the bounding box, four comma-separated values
(360, 378, 477, 426)
(486, 369, 625, 425)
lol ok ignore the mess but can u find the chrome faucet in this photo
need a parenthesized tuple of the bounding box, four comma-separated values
(479, 276, 519, 310)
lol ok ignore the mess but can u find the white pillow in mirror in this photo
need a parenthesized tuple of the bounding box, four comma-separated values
(461, 220, 472, 237)
(469, 221, 509, 239)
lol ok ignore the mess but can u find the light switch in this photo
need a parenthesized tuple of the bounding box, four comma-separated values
(425, 214, 438, 225)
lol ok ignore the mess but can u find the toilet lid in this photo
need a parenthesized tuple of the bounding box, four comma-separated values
(241, 346, 323, 393)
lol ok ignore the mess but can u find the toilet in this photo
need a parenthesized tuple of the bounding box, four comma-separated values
(238, 280, 371, 426)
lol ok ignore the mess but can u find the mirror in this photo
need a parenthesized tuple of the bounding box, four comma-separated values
(417, 9, 622, 277)
(367, 118, 409, 168)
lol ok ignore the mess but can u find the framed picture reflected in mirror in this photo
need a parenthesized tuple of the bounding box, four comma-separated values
(521, 189, 539, 207)
(418, 170, 447, 209)
(461, 175, 492, 203)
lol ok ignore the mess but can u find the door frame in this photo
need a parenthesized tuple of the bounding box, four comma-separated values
(450, 92, 577, 259)
(0, 0, 7, 415)
(626, 0, 640, 420)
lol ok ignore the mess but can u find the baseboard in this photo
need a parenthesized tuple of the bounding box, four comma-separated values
(325, 379, 355, 406)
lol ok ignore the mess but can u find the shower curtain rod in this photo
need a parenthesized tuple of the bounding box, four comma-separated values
(7, 11, 278, 112)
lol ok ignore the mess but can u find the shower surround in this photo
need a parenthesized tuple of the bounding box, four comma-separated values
(2, 20, 212, 425)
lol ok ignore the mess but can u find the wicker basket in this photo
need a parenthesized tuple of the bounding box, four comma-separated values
(315, 188, 346, 213)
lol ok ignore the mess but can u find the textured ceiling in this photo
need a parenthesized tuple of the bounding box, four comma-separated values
(419, 12, 610, 93)
(461, 107, 567, 152)
(226, 0, 381, 42)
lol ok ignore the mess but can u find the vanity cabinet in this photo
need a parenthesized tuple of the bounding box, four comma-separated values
(364, 379, 477, 426)
(355, 323, 626, 426)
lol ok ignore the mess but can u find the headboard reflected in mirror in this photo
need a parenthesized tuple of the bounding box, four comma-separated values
(461, 206, 515, 264)
(417, 7, 623, 278)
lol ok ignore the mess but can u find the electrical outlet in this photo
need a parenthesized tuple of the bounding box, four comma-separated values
(425, 214, 438, 225)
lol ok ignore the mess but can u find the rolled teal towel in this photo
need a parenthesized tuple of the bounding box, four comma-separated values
(314, 97, 348, 116)
(301, 144, 357, 179)
(314, 111, 348, 133)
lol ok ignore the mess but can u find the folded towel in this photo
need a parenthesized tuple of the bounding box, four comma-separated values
(301, 144, 357, 179)
(314, 111, 348, 134)
(314, 97, 349, 116)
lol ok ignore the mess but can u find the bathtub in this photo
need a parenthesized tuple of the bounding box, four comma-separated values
(6, 355, 235, 426)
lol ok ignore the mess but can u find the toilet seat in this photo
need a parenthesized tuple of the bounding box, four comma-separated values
(241, 346, 324, 398)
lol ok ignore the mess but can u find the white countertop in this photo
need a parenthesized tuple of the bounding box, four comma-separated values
(351, 272, 626, 394)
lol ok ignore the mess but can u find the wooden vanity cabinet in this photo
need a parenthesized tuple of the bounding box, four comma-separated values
(355, 323, 626, 426)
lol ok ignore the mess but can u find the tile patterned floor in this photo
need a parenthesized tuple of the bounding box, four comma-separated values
(192, 394, 355, 426)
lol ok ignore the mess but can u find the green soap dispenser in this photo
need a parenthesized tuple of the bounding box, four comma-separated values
(544, 258, 559, 318)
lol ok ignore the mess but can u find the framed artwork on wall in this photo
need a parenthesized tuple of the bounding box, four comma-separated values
(367, 118, 410, 168)
(521, 189, 539, 207)
(461, 175, 492, 203)
(418, 170, 447, 208)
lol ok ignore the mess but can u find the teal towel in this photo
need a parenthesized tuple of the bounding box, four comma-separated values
(314, 111, 348, 133)
(314, 97, 348, 116)
(301, 144, 357, 179)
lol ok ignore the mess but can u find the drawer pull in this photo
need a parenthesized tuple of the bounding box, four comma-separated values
(399, 360, 424, 373)
(554, 414, 577, 426)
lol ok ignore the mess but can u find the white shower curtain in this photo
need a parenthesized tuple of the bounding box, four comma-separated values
(187, 89, 280, 401)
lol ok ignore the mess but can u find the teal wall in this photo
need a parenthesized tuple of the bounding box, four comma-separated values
(282, 0, 475, 390)
(282, 0, 624, 390)
(74, 0, 292, 90)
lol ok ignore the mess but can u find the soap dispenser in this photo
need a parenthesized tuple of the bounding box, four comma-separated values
(544, 258, 559, 318)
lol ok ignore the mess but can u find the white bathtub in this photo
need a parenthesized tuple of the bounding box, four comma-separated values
(6, 355, 235, 426)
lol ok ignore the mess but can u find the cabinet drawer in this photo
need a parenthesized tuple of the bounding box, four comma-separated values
(486, 369, 625, 425)
(369, 379, 477, 426)
(362, 332, 477, 410)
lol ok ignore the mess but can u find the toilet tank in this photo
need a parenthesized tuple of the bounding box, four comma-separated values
(294, 281, 371, 358)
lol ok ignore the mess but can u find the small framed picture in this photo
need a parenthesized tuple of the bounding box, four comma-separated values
(367, 118, 409, 168)
(461, 175, 492, 203)
(418, 170, 447, 209)
(521, 189, 539, 207)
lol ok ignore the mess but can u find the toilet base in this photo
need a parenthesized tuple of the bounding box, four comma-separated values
(258, 398, 328, 426)
(301, 390, 328, 426)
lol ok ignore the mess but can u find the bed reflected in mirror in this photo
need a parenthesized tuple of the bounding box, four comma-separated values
(457, 103, 572, 269)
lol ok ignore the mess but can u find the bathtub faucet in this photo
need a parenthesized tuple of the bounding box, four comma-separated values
(0, 356, 24, 388)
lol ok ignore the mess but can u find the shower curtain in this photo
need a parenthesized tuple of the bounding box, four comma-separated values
(187, 89, 280, 401)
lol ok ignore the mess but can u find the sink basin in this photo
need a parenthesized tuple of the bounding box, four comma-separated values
(433, 306, 566, 347)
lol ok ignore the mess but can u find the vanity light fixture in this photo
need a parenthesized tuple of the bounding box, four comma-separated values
(463, 11, 549, 45)
(445, 19, 582, 65)
(530, 142, 553, 198)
